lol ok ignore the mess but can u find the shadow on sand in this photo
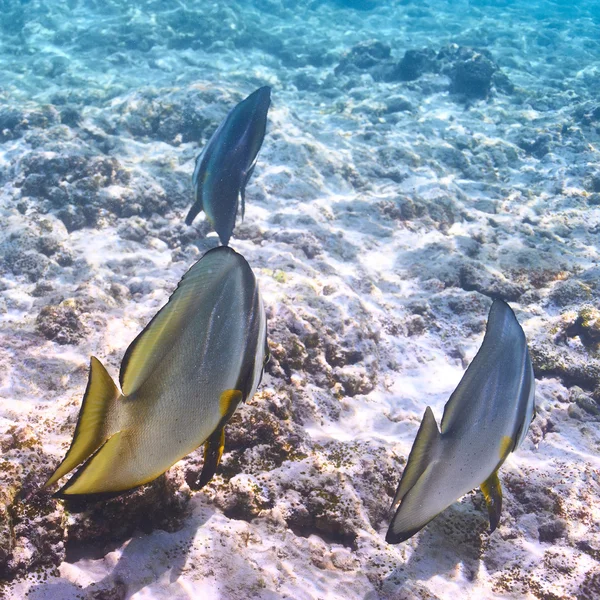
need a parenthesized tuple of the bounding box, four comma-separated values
(365, 495, 489, 600)
(26, 489, 214, 600)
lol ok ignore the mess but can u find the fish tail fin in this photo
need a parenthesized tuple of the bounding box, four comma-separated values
(44, 356, 120, 488)
(197, 427, 225, 489)
(480, 470, 503, 533)
(390, 406, 440, 511)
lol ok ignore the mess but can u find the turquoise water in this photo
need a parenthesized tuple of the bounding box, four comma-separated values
(1, 1, 600, 599)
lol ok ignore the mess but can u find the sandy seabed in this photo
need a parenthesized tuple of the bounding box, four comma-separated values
(1, 0, 600, 598)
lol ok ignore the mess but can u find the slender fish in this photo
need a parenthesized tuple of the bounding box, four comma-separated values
(186, 86, 271, 246)
(386, 299, 535, 543)
(44, 246, 269, 496)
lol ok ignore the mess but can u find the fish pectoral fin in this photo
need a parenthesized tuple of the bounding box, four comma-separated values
(45, 357, 120, 488)
(480, 470, 503, 533)
(197, 427, 225, 490)
(391, 406, 440, 511)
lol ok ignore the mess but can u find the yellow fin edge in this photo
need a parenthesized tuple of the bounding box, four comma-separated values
(45, 357, 119, 488)
(480, 471, 503, 533)
(499, 435, 513, 460)
(220, 389, 243, 417)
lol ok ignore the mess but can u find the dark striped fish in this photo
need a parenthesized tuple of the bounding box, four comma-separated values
(186, 86, 271, 246)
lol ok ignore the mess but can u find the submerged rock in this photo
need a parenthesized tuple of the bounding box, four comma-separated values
(518, 132, 553, 158)
(118, 89, 213, 144)
(378, 195, 458, 231)
(529, 337, 600, 392)
(564, 307, 600, 349)
(0, 106, 60, 142)
(334, 40, 391, 76)
(449, 53, 497, 98)
(438, 44, 509, 99)
(388, 48, 438, 82)
(36, 299, 89, 345)
(0, 426, 65, 581)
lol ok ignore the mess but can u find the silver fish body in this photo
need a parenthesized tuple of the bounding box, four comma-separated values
(45, 246, 268, 496)
(386, 299, 535, 544)
(186, 86, 271, 246)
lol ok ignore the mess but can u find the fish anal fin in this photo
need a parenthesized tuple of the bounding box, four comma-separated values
(480, 470, 503, 533)
(187, 155, 206, 226)
(197, 427, 225, 489)
(56, 430, 126, 496)
(391, 406, 441, 511)
(185, 196, 204, 226)
(196, 390, 243, 489)
(45, 357, 120, 488)
(240, 163, 255, 222)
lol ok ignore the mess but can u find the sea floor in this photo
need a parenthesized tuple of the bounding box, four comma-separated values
(1, 0, 600, 599)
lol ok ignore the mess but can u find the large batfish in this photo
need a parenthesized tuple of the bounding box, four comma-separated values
(45, 246, 268, 496)
(386, 299, 535, 543)
(186, 86, 271, 246)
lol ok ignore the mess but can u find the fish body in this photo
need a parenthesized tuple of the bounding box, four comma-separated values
(386, 299, 535, 543)
(45, 247, 268, 496)
(186, 86, 271, 246)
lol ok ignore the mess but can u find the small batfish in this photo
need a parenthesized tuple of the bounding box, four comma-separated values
(44, 247, 269, 496)
(186, 86, 271, 246)
(386, 299, 535, 543)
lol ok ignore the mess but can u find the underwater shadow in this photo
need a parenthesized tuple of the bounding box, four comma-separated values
(377, 496, 488, 597)
(25, 490, 214, 600)
(394, 239, 526, 303)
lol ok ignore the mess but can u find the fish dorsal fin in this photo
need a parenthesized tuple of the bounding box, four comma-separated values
(480, 470, 503, 532)
(240, 162, 256, 222)
(45, 357, 120, 488)
(440, 299, 517, 433)
(119, 248, 240, 396)
(391, 406, 441, 510)
(186, 155, 206, 226)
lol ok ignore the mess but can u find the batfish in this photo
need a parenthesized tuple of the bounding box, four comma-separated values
(44, 246, 268, 496)
(386, 299, 535, 543)
(186, 86, 271, 246)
